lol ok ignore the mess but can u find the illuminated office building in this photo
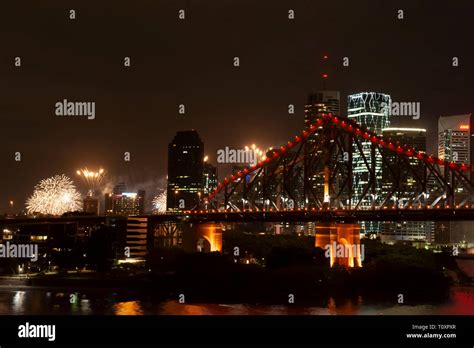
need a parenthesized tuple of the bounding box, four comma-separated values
(167, 130, 204, 211)
(381, 128, 428, 243)
(304, 91, 340, 127)
(104, 190, 145, 216)
(348, 92, 391, 234)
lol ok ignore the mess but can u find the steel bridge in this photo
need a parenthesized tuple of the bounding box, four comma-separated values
(196, 113, 474, 217)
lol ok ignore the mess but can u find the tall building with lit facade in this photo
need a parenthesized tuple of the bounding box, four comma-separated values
(104, 190, 145, 216)
(438, 114, 473, 174)
(303, 91, 341, 206)
(348, 92, 391, 234)
(167, 130, 204, 211)
(435, 114, 473, 245)
(381, 128, 429, 244)
(304, 91, 340, 127)
(203, 161, 218, 196)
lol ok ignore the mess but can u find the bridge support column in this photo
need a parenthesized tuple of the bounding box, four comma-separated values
(315, 223, 362, 267)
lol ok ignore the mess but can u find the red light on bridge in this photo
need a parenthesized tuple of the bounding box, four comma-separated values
(449, 162, 457, 169)
(323, 55, 328, 60)
(322, 74, 328, 78)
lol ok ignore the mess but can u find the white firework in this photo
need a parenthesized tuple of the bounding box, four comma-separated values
(26, 174, 82, 215)
(152, 191, 167, 214)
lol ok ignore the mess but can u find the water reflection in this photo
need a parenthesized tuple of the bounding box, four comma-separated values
(114, 301, 143, 315)
(12, 291, 25, 314)
(0, 286, 472, 315)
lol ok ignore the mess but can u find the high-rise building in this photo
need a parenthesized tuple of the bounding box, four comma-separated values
(381, 128, 428, 243)
(203, 161, 218, 196)
(347, 92, 391, 135)
(303, 91, 341, 206)
(348, 92, 391, 234)
(435, 114, 473, 245)
(104, 190, 145, 216)
(381, 127, 427, 196)
(113, 182, 127, 195)
(438, 114, 473, 173)
(304, 91, 340, 127)
(167, 130, 204, 211)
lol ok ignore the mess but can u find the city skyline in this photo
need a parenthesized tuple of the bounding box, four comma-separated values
(1, 93, 472, 214)
(1, 1, 473, 213)
(0, 2, 474, 340)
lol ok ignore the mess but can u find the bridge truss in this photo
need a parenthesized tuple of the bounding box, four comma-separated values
(200, 114, 474, 212)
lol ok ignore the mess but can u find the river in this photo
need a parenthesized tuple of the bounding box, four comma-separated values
(0, 286, 473, 315)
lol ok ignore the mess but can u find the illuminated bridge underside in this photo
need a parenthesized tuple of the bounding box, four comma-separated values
(200, 114, 474, 214)
(174, 208, 474, 223)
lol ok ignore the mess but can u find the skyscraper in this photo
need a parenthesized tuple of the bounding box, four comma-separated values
(203, 160, 218, 196)
(113, 182, 127, 194)
(104, 191, 145, 216)
(304, 91, 341, 206)
(381, 128, 429, 244)
(348, 92, 391, 234)
(167, 130, 204, 211)
(436, 114, 473, 245)
(438, 114, 473, 173)
(304, 91, 340, 127)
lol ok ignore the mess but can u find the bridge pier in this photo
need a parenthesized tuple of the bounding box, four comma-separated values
(315, 223, 362, 267)
(179, 222, 223, 253)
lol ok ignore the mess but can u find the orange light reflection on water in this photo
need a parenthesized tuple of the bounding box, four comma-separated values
(113, 301, 144, 315)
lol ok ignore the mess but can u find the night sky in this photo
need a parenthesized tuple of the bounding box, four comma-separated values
(0, 0, 473, 212)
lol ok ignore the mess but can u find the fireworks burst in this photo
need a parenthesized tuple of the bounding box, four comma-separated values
(76, 167, 105, 196)
(152, 191, 167, 214)
(26, 174, 82, 215)
(244, 144, 270, 161)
